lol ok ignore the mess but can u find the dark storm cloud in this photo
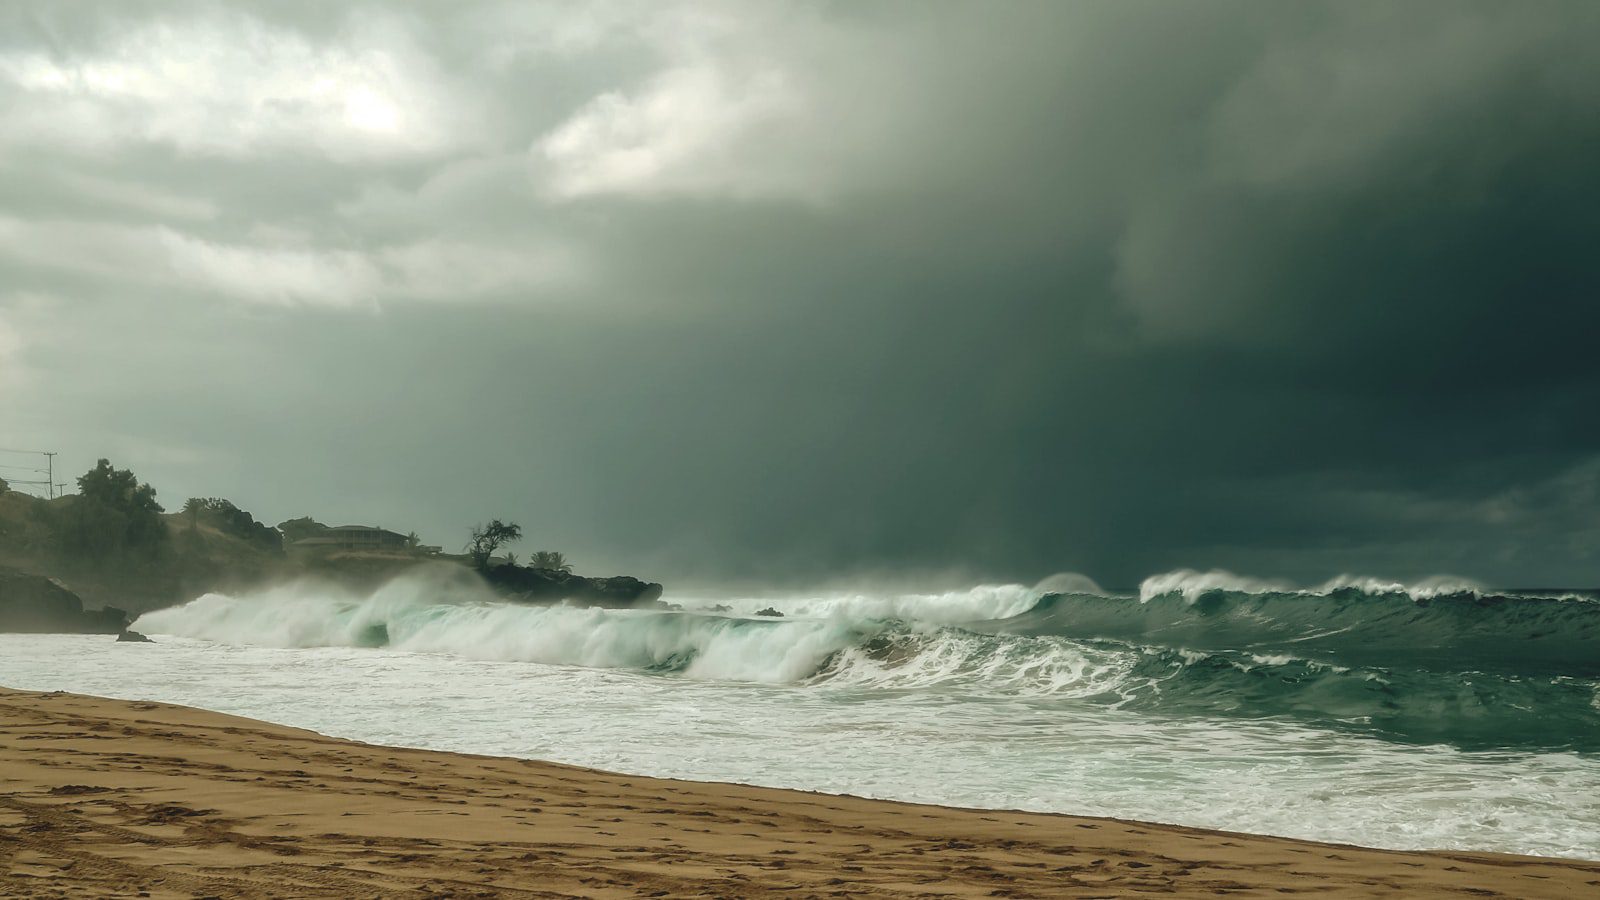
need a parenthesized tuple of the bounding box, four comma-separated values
(2, 1, 1597, 589)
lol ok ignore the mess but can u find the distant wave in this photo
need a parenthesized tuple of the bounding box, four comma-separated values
(1136, 569, 1485, 602)
(998, 579, 1600, 677)
(670, 577, 1074, 623)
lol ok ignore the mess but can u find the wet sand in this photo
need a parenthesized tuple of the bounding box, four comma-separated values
(1, 686, 1596, 898)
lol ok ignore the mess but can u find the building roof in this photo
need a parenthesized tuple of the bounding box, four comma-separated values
(291, 527, 409, 547)
(325, 525, 408, 538)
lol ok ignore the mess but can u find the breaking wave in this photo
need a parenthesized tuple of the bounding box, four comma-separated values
(1135, 569, 1486, 602)
(1000, 579, 1600, 677)
(135, 573, 872, 684)
(133, 568, 1600, 752)
(815, 629, 1600, 751)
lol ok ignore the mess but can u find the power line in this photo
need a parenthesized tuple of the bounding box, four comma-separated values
(0, 448, 58, 498)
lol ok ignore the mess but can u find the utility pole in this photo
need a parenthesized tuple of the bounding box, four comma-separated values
(0, 447, 60, 499)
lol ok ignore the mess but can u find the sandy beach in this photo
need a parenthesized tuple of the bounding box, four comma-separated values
(0, 687, 1595, 898)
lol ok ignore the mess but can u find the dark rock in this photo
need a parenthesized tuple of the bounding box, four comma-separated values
(116, 629, 154, 643)
(482, 564, 666, 608)
(0, 567, 129, 634)
(755, 607, 784, 617)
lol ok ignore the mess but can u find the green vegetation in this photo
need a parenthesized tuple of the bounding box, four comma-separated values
(465, 519, 521, 569)
(0, 458, 602, 614)
(528, 550, 572, 573)
(59, 459, 168, 563)
(277, 517, 329, 543)
(183, 498, 282, 553)
(0, 460, 335, 613)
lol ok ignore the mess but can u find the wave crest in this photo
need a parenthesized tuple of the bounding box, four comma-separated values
(1136, 569, 1486, 603)
(672, 581, 1059, 623)
(131, 572, 1600, 752)
(135, 575, 877, 684)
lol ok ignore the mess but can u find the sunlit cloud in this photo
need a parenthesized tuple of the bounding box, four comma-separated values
(538, 62, 810, 201)
(0, 15, 463, 160)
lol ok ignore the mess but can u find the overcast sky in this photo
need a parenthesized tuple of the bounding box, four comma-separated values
(2, 1, 1597, 589)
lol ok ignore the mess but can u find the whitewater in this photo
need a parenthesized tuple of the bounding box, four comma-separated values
(2, 566, 1597, 859)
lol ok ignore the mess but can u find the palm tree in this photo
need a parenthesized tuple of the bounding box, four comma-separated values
(529, 550, 572, 573)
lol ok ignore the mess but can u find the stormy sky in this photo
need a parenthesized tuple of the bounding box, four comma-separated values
(2, 1, 1597, 589)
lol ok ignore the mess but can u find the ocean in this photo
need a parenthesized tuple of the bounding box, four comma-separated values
(2, 568, 1596, 859)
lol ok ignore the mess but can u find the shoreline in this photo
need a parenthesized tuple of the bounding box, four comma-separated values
(2, 686, 1597, 898)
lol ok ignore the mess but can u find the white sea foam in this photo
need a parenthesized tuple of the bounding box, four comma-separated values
(1139, 569, 1292, 602)
(137, 578, 868, 684)
(1314, 574, 1484, 598)
(672, 579, 1067, 624)
(817, 628, 1138, 697)
(1139, 568, 1487, 602)
(13, 569, 1598, 860)
(4, 630, 1599, 859)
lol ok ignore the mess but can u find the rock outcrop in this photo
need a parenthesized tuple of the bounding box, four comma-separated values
(483, 565, 665, 608)
(0, 568, 129, 634)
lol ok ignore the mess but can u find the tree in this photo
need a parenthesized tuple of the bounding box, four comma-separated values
(65, 459, 167, 561)
(465, 519, 521, 569)
(277, 517, 329, 544)
(183, 497, 282, 552)
(528, 550, 572, 573)
(78, 459, 164, 516)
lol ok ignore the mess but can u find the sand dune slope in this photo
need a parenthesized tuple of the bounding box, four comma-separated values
(1, 687, 1596, 898)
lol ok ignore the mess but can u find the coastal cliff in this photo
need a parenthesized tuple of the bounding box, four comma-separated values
(0, 567, 128, 634)
(2, 470, 664, 618)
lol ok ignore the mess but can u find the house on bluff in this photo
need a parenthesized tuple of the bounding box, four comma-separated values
(288, 525, 414, 557)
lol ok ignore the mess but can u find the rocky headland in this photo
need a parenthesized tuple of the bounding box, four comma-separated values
(0, 567, 129, 635)
(483, 562, 665, 608)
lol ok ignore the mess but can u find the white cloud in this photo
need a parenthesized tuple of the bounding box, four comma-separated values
(538, 61, 810, 201)
(0, 216, 379, 309)
(159, 230, 383, 310)
(0, 215, 575, 310)
(0, 14, 465, 161)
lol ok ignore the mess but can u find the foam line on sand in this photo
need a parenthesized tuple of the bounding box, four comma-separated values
(1, 686, 1596, 898)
